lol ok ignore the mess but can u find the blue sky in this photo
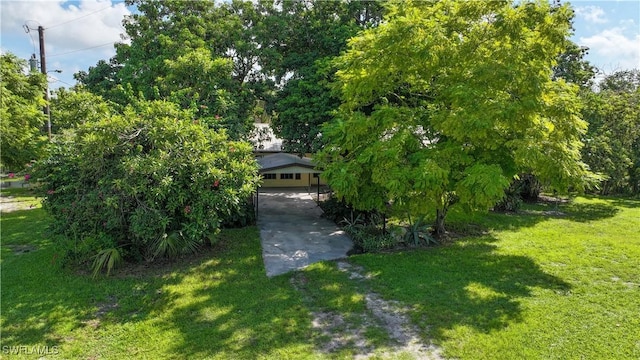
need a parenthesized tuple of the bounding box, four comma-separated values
(1, 0, 639, 89)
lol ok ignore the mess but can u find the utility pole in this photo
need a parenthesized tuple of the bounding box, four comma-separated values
(38, 26, 52, 141)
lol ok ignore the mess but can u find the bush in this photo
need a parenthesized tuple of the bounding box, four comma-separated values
(494, 186, 524, 212)
(319, 196, 379, 225)
(33, 101, 260, 274)
(517, 174, 542, 202)
(344, 224, 395, 254)
(495, 173, 541, 212)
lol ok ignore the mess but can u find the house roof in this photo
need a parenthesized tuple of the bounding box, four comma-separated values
(257, 153, 321, 174)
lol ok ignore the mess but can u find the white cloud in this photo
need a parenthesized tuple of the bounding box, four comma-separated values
(575, 5, 608, 24)
(579, 27, 640, 72)
(1, 0, 130, 59)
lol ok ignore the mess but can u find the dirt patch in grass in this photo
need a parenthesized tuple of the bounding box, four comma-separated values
(82, 296, 119, 330)
(0, 194, 38, 213)
(337, 261, 443, 360)
(311, 310, 373, 354)
(295, 262, 443, 359)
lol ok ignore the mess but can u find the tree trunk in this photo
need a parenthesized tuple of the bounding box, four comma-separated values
(434, 208, 446, 237)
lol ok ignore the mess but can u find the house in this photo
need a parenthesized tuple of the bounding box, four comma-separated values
(251, 123, 326, 188)
(257, 152, 326, 188)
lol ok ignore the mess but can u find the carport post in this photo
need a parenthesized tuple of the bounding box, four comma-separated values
(317, 175, 320, 202)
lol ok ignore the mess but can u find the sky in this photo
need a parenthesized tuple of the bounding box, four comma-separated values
(1, 0, 639, 90)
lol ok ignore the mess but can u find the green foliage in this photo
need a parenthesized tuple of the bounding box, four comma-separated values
(268, 1, 385, 153)
(350, 227, 396, 254)
(318, 0, 595, 235)
(581, 71, 640, 195)
(0, 53, 48, 170)
(494, 184, 525, 212)
(50, 87, 112, 132)
(599, 69, 640, 93)
(32, 100, 260, 272)
(319, 196, 381, 227)
(272, 60, 337, 154)
(341, 218, 395, 254)
(76, 0, 278, 139)
(404, 215, 437, 246)
(91, 247, 123, 278)
(553, 41, 596, 89)
(73, 59, 122, 103)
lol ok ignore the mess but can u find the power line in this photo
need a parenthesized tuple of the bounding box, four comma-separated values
(46, 5, 113, 29)
(48, 41, 118, 57)
(50, 77, 75, 87)
(23, 26, 38, 55)
(23, 20, 41, 55)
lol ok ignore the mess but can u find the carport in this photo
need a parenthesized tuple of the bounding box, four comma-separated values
(255, 153, 353, 277)
(255, 153, 323, 217)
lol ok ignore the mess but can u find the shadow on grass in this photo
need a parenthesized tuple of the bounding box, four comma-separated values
(352, 236, 571, 339)
(562, 202, 619, 222)
(156, 229, 313, 358)
(581, 195, 640, 209)
(0, 208, 50, 247)
(444, 196, 626, 236)
(1, 209, 179, 351)
(1, 211, 313, 358)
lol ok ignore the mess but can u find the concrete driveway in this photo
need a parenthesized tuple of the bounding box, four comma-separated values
(257, 188, 353, 277)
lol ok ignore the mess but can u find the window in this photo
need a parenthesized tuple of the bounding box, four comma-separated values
(263, 173, 276, 180)
(313, 173, 319, 178)
(280, 173, 294, 180)
(295, 173, 301, 180)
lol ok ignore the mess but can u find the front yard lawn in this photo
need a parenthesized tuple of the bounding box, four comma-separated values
(1, 193, 638, 359)
(352, 196, 640, 359)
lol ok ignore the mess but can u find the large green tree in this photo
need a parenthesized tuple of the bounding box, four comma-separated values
(269, 0, 384, 153)
(77, 0, 273, 139)
(318, 0, 594, 235)
(73, 58, 122, 102)
(581, 70, 640, 195)
(0, 53, 47, 169)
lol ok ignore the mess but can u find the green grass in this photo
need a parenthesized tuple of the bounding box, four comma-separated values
(1, 194, 639, 359)
(1, 207, 318, 358)
(351, 196, 640, 359)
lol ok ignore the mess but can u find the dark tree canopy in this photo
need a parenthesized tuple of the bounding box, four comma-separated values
(581, 70, 640, 195)
(553, 41, 596, 89)
(269, 0, 385, 153)
(76, 0, 384, 146)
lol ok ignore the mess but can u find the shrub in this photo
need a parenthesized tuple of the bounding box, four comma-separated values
(517, 174, 543, 202)
(344, 224, 395, 254)
(495, 174, 542, 212)
(33, 101, 260, 274)
(494, 186, 524, 212)
(404, 216, 437, 246)
(319, 196, 380, 225)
